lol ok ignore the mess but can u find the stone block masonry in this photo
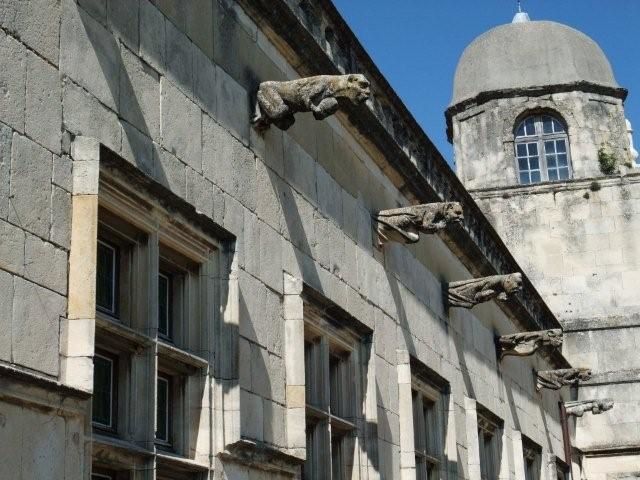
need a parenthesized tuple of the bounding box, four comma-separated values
(0, 0, 574, 479)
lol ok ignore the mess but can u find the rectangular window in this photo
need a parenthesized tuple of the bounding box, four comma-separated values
(303, 322, 358, 480)
(556, 460, 570, 480)
(478, 413, 501, 480)
(92, 353, 116, 430)
(523, 439, 541, 480)
(158, 272, 172, 339)
(412, 380, 445, 480)
(96, 240, 118, 315)
(94, 166, 221, 476)
(156, 375, 172, 445)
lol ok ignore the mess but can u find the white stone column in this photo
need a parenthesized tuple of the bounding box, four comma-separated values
(214, 251, 240, 453)
(283, 272, 306, 460)
(397, 349, 416, 480)
(465, 397, 482, 480)
(544, 451, 558, 480)
(512, 430, 526, 480)
(60, 136, 100, 392)
(445, 395, 458, 480)
(499, 427, 511, 480)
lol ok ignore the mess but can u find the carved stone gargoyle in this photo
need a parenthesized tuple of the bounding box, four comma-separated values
(444, 273, 523, 309)
(374, 202, 463, 247)
(497, 329, 563, 360)
(565, 399, 614, 417)
(252, 74, 371, 131)
(535, 368, 592, 391)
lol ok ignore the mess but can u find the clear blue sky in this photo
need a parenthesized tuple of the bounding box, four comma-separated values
(332, 0, 640, 165)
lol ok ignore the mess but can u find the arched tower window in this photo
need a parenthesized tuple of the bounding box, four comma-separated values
(515, 115, 571, 184)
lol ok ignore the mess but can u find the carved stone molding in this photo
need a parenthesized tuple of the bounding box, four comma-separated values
(252, 74, 371, 130)
(497, 329, 563, 360)
(374, 202, 463, 247)
(565, 399, 614, 417)
(535, 368, 592, 391)
(445, 273, 523, 309)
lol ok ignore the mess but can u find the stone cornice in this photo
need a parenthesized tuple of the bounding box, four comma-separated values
(562, 313, 640, 332)
(234, 0, 569, 369)
(446, 81, 629, 142)
(0, 362, 92, 401)
(470, 170, 640, 199)
(580, 369, 640, 387)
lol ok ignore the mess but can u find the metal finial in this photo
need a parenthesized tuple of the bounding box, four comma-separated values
(512, 0, 530, 23)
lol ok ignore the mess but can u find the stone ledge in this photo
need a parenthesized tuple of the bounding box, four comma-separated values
(469, 170, 640, 198)
(562, 313, 640, 332)
(579, 369, 640, 386)
(446, 81, 629, 141)
(0, 361, 91, 400)
(579, 444, 640, 457)
(220, 438, 305, 475)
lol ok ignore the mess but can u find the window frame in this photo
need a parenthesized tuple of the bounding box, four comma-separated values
(522, 437, 542, 480)
(303, 314, 362, 480)
(92, 170, 224, 477)
(477, 412, 502, 480)
(514, 114, 572, 185)
(158, 271, 173, 341)
(412, 378, 446, 480)
(96, 239, 120, 317)
(556, 459, 571, 480)
(92, 351, 118, 433)
(155, 374, 173, 446)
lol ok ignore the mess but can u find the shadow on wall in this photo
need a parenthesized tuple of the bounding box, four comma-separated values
(75, 3, 170, 186)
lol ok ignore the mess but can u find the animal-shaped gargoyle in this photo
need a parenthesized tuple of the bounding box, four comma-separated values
(565, 399, 614, 417)
(252, 74, 371, 131)
(497, 329, 563, 360)
(374, 202, 463, 247)
(535, 368, 592, 391)
(445, 273, 523, 309)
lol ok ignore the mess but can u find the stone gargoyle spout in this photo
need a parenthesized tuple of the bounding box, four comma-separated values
(565, 399, 614, 417)
(536, 368, 592, 391)
(252, 74, 371, 131)
(374, 202, 463, 246)
(497, 329, 563, 360)
(445, 273, 523, 309)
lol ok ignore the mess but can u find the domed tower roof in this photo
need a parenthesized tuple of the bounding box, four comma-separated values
(451, 19, 619, 106)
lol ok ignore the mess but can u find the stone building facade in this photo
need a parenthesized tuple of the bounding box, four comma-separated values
(449, 13, 640, 480)
(0, 1, 588, 480)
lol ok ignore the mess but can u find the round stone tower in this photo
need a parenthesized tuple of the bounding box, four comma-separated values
(447, 13, 633, 189)
(448, 10, 640, 479)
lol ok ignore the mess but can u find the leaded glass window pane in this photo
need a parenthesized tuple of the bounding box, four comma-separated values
(558, 154, 568, 167)
(559, 168, 570, 180)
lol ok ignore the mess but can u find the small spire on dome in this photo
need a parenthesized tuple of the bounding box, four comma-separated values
(513, 0, 531, 23)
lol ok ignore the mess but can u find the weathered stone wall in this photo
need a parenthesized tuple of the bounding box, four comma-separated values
(0, 0, 570, 479)
(473, 175, 640, 472)
(451, 91, 632, 190)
